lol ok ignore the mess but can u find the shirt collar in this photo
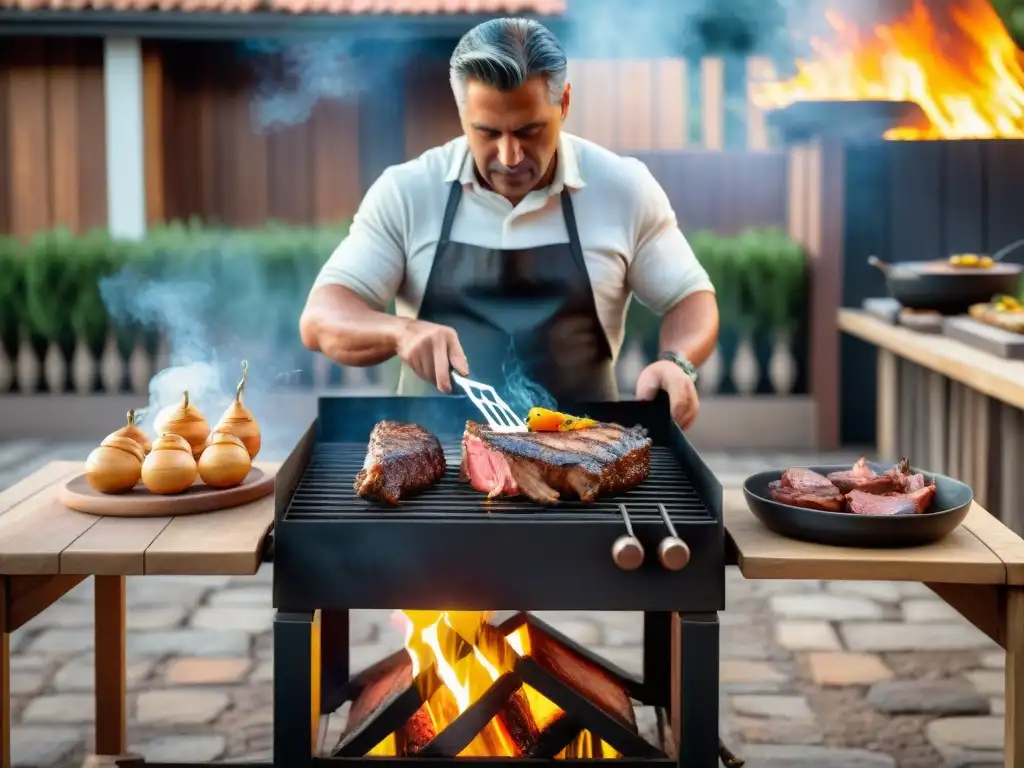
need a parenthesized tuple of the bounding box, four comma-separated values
(443, 132, 586, 194)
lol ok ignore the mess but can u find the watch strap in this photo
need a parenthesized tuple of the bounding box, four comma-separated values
(661, 351, 699, 383)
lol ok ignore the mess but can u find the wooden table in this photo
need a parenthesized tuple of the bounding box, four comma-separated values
(838, 308, 1024, 532)
(0, 460, 278, 768)
(726, 488, 1024, 768)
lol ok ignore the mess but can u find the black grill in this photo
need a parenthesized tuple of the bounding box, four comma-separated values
(284, 443, 713, 522)
(271, 393, 727, 768)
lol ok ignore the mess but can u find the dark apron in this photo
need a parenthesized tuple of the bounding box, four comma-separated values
(397, 180, 618, 410)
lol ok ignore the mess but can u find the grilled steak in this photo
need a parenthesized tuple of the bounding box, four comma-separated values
(768, 468, 844, 512)
(847, 484, 936, 516)
(460, 421, 651, 505)
(354, 421, 446, 505)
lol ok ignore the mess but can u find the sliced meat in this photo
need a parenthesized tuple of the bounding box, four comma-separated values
(354, 421, 446, 505)
(768, 480, 845, 512)
(827, 457, 904, 494)
(460, 421, 651, 505)
(780, 468, 837, 493)
(847, 484, 936, 516)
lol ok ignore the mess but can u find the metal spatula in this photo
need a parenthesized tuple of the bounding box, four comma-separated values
(450, 368, 528, 432)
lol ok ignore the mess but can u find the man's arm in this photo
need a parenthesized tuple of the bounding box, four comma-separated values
(656, 290, 719, 368)
(299, 168, 407, 367)
(625, 161, 720, 366)
(300, 285, 409, 367)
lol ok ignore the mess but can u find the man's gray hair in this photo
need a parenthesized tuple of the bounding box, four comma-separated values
(449, 18, 567, 110)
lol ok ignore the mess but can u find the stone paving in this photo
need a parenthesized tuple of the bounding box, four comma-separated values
(0, 440, 1007, 767)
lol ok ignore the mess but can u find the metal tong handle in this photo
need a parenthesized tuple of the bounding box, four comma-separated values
(612, 504, 644, 571)
(657, 503, 690, 571)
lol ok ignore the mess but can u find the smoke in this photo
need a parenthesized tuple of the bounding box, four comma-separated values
(97, 249, 316, 457)
(243, 37, 363, 132)
(499, 339, 557, 417)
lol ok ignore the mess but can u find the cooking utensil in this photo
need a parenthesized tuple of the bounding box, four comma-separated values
(450, 368, 528, 432)
(868, 238, 1024, 315)
(742, 463, 973, 549)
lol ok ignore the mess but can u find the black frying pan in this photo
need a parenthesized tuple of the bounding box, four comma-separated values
(743, 464, 973, 549)
(868, 238, 1024, 315)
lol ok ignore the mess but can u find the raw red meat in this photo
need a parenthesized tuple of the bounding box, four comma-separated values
(847, 484, 936, 516)
(768, 457, 938, 516)
(827, 457, 904, 494)
(768, 468, 844, 512)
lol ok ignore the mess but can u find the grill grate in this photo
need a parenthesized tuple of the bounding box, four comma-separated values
(284, 442, 713, 522)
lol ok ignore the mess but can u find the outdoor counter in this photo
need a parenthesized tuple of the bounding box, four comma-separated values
(0, 460, 278, 768)
(724, 488, 1024, 768)
(4, 461, 1024, 767)
(838, 308, 1024, 532)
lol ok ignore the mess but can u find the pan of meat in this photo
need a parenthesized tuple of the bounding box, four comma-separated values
(743, 457, 974, 548)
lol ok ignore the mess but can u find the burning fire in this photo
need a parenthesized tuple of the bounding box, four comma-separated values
(750, 0, 1024, 139)
(366, 611, 620, 759)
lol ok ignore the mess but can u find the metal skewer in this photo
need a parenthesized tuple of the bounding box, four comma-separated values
(612, 504, 645, 571)
(656, 503, 691, 571)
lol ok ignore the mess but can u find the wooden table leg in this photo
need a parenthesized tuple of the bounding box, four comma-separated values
(94, 575, 127, 757)
(1006, 588, 1024, 768)
(1, 578, 10, 768)
(877, 349, 898, 462)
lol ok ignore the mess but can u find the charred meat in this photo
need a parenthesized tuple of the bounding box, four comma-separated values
(768, 457, 938, 515)
(354, 421, 446, 505)
(460, 421, 651, 505)
(768, 468, 844, 512)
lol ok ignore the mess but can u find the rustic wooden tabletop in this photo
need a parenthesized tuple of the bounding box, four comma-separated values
(0, 460, 278, 577)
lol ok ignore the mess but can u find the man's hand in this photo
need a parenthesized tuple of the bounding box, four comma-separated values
(635, 359, 699, 430)
(395, 319, 470, 394)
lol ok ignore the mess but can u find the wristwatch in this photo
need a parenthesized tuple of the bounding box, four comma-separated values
(661, 351, 699, 384)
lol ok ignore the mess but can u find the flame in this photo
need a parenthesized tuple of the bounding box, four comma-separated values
(366, 611, 620, 759)
(750, 0, 1024, 139)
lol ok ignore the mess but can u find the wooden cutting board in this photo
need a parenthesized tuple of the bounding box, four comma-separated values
(57, 466, 276, 517)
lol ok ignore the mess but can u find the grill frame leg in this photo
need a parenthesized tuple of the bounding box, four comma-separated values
(643, 611, 672, 708)
(673, 611, 720, 768)
(274, 610, 318, 768)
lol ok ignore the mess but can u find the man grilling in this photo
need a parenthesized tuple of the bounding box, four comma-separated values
(299, 17, 719, 430)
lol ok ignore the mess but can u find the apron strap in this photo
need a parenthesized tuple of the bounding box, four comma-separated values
(439, 182, 463, 247)
(559, 189, 589, 280)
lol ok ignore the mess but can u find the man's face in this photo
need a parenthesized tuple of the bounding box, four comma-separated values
(461, 75, 569, 202)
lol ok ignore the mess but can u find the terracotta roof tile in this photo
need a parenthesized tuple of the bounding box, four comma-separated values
(0, 0, 564, 12)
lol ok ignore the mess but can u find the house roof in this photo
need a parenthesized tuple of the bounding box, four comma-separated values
(0, 0, 564, 12)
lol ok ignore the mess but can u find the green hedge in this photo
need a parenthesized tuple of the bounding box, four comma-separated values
(0, 222, 808, 368)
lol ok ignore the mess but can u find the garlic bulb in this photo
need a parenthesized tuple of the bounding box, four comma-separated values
(85, 435, 145, 494)
(214, 360, 261, 458)
(108, 409, 152, 454)
(153, 391, 210, 459)
(142, 433, 198, 495)
(198, 431, 252, 488)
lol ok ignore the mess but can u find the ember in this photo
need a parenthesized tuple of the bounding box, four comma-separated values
(751, 0, 1024, 139)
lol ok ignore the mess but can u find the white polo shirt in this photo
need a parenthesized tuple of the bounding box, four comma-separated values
(312, 132, 715, 362)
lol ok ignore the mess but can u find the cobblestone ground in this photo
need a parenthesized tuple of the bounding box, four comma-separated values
(1, 440, 1005, 768)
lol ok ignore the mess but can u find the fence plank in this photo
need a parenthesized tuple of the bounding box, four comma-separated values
(617, 60, 654, 151)
(654, 59, 687, 150)
(745, 57, 773, 151)
(47, 42, 80, 233)
(7, 39, 51, 238)
(699, 57, 725, 151)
